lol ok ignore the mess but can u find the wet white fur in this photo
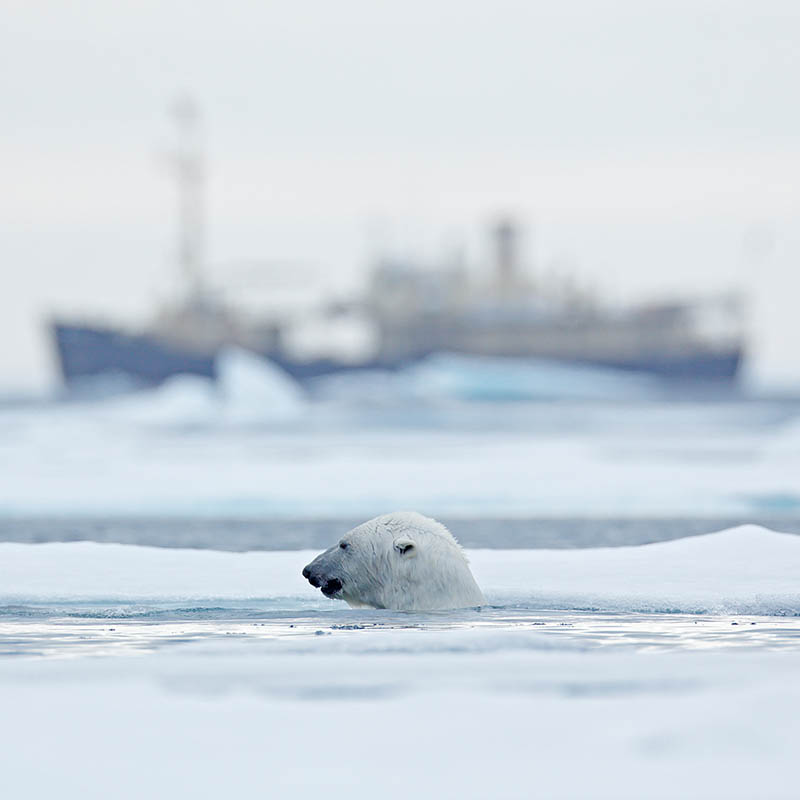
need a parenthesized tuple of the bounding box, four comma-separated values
(307, 512, 486, 611)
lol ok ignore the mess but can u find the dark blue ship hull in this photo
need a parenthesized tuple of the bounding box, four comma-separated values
(51, 321, 743, 389)
(53, 322, 217, 386)
(51, 322, 392, 388)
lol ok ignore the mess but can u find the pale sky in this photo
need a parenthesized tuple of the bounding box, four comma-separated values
(2, 0, 800, 389)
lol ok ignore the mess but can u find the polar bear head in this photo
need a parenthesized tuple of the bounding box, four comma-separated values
(302, 511, 485, 611)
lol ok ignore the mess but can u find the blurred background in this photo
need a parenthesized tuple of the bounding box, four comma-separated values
(2, 0, 800, 532)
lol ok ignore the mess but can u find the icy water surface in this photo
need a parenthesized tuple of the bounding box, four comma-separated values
(3, 608, 800, 660)
(0, 518, 800, 658)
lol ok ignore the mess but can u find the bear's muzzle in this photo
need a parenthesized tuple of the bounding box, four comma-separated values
(303, 563, 343, 598)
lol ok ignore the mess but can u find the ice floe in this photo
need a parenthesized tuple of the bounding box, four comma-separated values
(1, 525, 796, 615)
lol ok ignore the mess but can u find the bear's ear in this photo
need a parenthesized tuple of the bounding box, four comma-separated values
(393, 537, 416, 557)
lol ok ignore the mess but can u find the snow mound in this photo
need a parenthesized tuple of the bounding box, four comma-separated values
(0, 525, 797, 615)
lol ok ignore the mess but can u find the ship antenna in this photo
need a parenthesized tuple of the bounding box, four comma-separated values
(170, 95, 206, 304)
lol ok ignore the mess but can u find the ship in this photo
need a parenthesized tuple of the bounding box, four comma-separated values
(50, 103, 745, 392)
(51, 223, 744, 390)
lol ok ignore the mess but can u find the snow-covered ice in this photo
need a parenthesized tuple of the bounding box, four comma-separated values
(0, 641, 798, 800)
(1, 525, 798, 615)
(2, 404, 800, 517)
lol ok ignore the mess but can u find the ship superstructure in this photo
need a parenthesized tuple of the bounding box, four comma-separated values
(364, 221, 743, 379)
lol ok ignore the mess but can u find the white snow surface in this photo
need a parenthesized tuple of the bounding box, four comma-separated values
(2, 525, 798, 615)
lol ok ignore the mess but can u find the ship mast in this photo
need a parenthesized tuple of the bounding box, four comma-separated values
(170, 95, 206, 303)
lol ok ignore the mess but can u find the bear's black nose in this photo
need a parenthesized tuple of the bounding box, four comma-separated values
(303, 566, 322, 587)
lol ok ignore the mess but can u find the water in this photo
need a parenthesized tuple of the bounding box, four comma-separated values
(4, 608, 800, 661)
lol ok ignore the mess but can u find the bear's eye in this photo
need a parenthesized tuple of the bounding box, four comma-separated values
(339, 541, 349, 550)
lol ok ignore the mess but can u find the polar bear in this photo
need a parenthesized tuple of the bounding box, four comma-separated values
(302, 511, 485, 611)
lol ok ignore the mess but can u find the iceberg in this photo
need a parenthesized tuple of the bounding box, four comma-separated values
(88, 348, 307, 429)
(406, 353, 660, 402)
(310, 353, 661, 406)
(215, 347, 306, 425)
